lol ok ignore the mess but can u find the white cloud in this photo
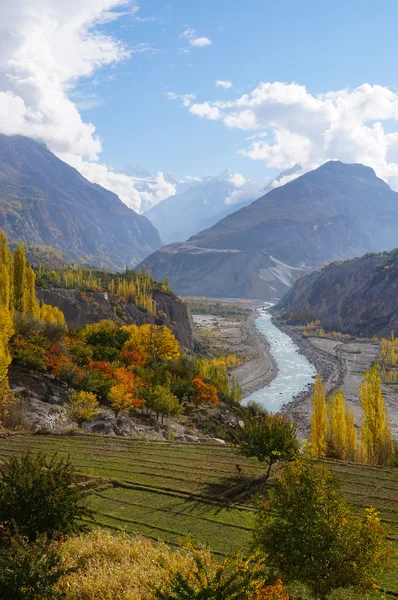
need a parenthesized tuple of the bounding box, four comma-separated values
(225, 179, 263, 205)
(0, 0, 173, 212)
(189, 102, 220, 120)
(167, 91, 196, 107)
(228, 172, 246, 187)
(180, 28, 212, 48)
(190, 36, 212, 47)
(175, 81, 398, 190)
(215, 80, 232, 89)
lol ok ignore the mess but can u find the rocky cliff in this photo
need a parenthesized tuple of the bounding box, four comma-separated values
(0, 134, 162, 269)
(37, 288, 194, 351)
(139, 161, 398, 300)
(277, 249, 398, 337)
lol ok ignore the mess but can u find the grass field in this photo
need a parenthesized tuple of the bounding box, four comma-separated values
(0, 435, 397, 593)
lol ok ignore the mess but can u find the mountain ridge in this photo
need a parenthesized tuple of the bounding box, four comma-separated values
(139, 160, 398, 299)
(0, 134, 162, 270)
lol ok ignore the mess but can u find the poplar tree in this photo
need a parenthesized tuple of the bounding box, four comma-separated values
(345, 407, 357, 462)
(359, 364, 395, 466)
(328, 392, 347, 459)
(13, 244, 27, 314)
(25, 267, 40, 318)
(0, 233, 15, 422)
(310, 375, 327, 457)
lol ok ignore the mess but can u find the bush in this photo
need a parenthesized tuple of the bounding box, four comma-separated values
(156, 545, 265, 600)
(65, 391, 101, 427)
(0, 533, 68, 600)
(0, 452, 91, 542)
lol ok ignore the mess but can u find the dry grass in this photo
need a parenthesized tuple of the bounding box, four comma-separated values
(57, 530, 196, 600)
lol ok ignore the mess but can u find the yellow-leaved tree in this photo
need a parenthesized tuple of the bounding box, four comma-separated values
(326, 392, 357, 461)
(359, 364, 395, 466)
(310, 375, 327, 457)
(0, 233, 15, 424)
(122, 324, 180, 364)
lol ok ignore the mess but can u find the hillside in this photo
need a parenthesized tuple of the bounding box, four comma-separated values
(277, 248, 398, 336)
(0, 134, 162, 270)
(144, 170, 254, 244)
(139, 161, 398, 299)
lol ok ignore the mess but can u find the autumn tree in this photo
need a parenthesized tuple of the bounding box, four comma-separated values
(25, 267, 40, 318)
(122, 324, 180, 364)
(191, 377, 219, 407)
(13, 244, 27, 314)
(253, 459, 395, 596)
(359, 364, 395, 466)
(326, 391, 357, 460)
(234, 411, 299, 479)
(0, 233, 15, 424)
(310, 375, 327, 457)
(108, 384, 143, 417)
(65, 391, 101, 427)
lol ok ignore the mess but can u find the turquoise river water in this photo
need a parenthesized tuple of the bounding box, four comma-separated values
(242, 305, 317, 411)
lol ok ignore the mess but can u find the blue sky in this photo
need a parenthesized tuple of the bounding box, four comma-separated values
(78, 0, 398, 180)
(4, 0, 398, 211)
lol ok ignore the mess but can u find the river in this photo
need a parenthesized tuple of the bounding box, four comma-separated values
(242, 305, 316, 411)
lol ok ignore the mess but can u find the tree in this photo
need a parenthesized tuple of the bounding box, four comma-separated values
(191, 377, 219, 407)
(151, 386, 183, 423)
(0, 452, 92, 541)
(345, 405, 357, 461)
(108, 383, 144, 417)
(359, 364, 395, 466)
(65, 391, 101, 427)
(310, 375, 327, 457)
(122, 324, 180, 364)
(253, 459, 394, 596)
(234, 411, 299, 479)
(13, 244, 27, 314)
(25, 267, 40, 318)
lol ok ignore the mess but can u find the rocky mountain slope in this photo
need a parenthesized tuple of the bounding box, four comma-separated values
(37, 287, 194, 351)
(0, 135, 162, 270)
(139, 161, 398, 299)
(277, 248, 398, 337)
(144, 170, 256, 244)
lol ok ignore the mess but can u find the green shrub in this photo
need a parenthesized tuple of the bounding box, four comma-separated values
(0, 533, 69, 600)
(0, 452, 91, 542)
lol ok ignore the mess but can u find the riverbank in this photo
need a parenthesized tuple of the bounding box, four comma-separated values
(192, 306, 277, 398)
(278, 322, 398, 439)
(232, 309, 278, 397)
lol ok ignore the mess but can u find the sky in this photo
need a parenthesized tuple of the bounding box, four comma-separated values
(2, 0, 398, 212)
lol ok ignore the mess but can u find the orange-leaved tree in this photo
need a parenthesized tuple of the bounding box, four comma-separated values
(191, 377, 219, 407)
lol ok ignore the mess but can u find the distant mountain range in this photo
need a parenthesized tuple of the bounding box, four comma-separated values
(139, 161, 398, 299)
(277, 248, 398, 337)
(0, 135, 162, 270)
(143, 169, 258, 244)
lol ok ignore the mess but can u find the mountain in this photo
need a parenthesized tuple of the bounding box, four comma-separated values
(0, 135, 162, 270)
(144, 169, 257, 244)
(277, 248, 398, 337)
(138, 161, 398, 300)
(262, 163, 302, 194)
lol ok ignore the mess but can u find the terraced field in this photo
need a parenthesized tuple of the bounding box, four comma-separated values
(0, 435, 397, 592)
